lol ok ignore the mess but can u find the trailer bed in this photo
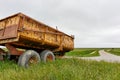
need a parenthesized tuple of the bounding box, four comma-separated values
(0, 13, 74, 53)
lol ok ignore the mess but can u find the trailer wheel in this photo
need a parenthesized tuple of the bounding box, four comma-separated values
(18, 50, 40, 68)
(40, 50, 55, 63)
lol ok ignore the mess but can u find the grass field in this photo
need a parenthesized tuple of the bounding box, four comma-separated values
(1, 59, 120, 80)
(65, 48, 100, 57)
(1, 48, 120, 80)
(105, 48, 120, 56)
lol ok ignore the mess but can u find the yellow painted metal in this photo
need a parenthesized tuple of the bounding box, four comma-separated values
(0, 13, 74, 52)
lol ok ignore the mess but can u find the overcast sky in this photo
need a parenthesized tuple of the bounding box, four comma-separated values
(0, 0, 120, 48)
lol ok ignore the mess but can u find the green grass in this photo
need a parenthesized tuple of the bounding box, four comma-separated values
(105, 48, 120, 56)
(65, 48, 100, 57)
(1, 48, 120, 80)
(1, 59, 120, 80)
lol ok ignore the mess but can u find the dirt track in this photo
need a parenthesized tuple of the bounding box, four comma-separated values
(63, 50, 120, 63)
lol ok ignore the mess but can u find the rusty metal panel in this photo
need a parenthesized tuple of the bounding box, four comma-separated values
(0, 13, 74, 53)
(0, 29, 4, 37)
(0, 14, 20, 42)
(19, 14, 74, 51)
(0, 38, 19, 44)
(0, 24, 18, 40)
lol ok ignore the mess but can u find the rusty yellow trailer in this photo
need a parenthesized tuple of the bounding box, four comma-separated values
(0, 13, 74, 67)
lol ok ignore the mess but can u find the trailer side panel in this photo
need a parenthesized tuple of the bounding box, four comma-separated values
(0, 13, 74, 53)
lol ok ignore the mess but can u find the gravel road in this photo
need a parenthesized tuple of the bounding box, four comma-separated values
(63, 50, 120, 63)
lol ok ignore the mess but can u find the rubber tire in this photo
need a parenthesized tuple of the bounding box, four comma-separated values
(40, 50, 55, 63)
(18, 50, 40, 68)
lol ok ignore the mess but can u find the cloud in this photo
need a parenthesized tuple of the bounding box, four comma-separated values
(0, 0, 120, 48)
